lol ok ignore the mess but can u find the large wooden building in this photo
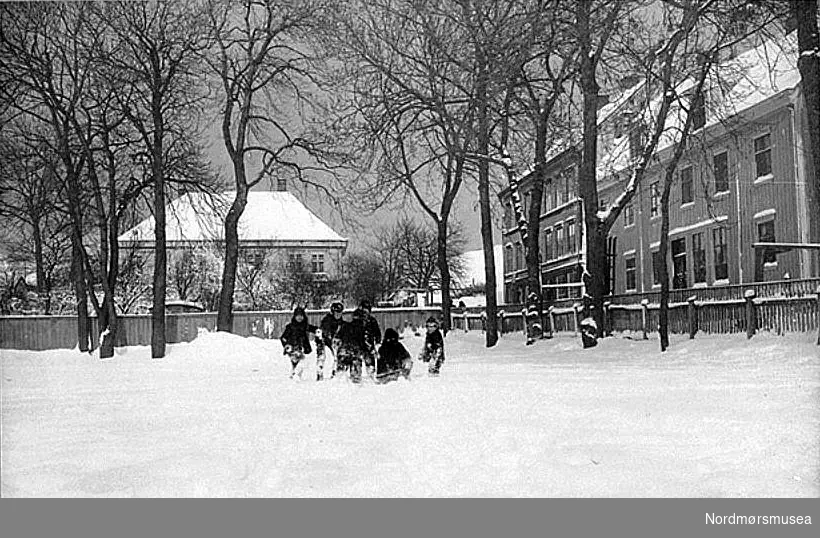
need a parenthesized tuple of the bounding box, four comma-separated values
(499, 33, 817, 304)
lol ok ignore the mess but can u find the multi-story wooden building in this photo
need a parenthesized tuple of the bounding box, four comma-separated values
(499, 33, 817, 304)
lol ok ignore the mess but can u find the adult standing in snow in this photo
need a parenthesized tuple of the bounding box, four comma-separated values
(335, 307, 369, 383)
(280, 306, 318, 379)
(419, 316, 445, 376)
(359, 299, 381, 377)
(316, 302, 344, 380)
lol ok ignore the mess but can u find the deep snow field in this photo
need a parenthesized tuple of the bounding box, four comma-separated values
(2, 329, 818, 497)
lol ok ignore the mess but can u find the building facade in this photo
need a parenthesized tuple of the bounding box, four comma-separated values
(118, 190, 348, 281)
(499, 33, 817, 304)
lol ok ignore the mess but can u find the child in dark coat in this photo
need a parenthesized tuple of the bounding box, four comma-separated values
(280, 306, 318, 379)
(376, 328, 412, 384)
(419, 316, 445, 376)
(315, 302, 344, 380)
(334, 308, 369, 383)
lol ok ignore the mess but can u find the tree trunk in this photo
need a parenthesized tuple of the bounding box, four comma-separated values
(526, 112, 549, 340)
(658, 179, 673, 351)
(792, 0, 820, 256)
(151, 122, 166, 359)
(437, 219, 452, 335)
(99, 215, 121, 359)
(71, 236, 91, 352)
(577, 1, 606, 337)
(476, 49, 498, 348)
(217, 185, 247, 332)
(31, 217, 47, 294)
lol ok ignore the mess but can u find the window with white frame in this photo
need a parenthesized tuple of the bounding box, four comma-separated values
(712, 227, 728, 281)
(672, 238, 688, 289)
(311, 253, 325, 274)
(504, 245, 513, 273)
(680, 166, 694, 205)
(555, 223, 564, 258)
(692, 232, 706, 284)
(515, 242, 523, 270)
(625, 255, 637, 291)
(288, 251, 303, 270)
(543, 228, 552, 261)
(713, 151, 729, 194)
(566, 219, 576, 254)
(650, 182, 660, 217)
(753, 133, 772, 179)
(624, 200, 635, 227)
(652, 249, 663, 286)
(757, 219, 776, 264)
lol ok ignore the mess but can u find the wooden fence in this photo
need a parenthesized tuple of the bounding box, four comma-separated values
(3, 286, 819, 351)
(451, 288, 820, 341)
(0, 307, 442, 351)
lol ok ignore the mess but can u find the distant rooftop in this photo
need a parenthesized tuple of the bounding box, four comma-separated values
(119, 191, 347, 247)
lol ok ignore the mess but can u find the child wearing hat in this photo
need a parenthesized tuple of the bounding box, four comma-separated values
(376, 328, 412, 383)
(280, 306, 318, 380)
(316, 302, 345, 380)
(419, 316, 445, 376)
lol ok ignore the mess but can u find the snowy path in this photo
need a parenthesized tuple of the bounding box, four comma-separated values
(2, 330, 818, 497)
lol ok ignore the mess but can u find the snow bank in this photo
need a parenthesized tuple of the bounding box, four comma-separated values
(2, 331, 817, 497)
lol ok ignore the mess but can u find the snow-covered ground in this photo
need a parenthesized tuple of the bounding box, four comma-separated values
(2, 329, 818, 497)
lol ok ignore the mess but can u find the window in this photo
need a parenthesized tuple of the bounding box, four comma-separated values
(754, 133, 772, 178)
(503, 203, 512, 229)
(566, 219, 576, 254)
(524, 191, 531, 216)
(245, 249, 264, 267)
(288, 252, 303, 270)
(672, 238, 688, 289)
(563, 166, 575, 204)
(757, 220, 776, 264)
(624, 200, 635, 227)
(555, 224, 564, 258)
(556, 273, 567, 300)
(680, 166, 693, 205)
(544, 184, 553, 212)
(543, 229, 552, 261)
(713, 228, 728, 281)
(691, 91, 705, 130)
(504, 245, 513, 273)
(625, 255, 637, 291)
(652, 250, 663, 286)
(629, 124, 645, 160)
(650, 182, 660, 218)
(713, 151, 729, 193)
(311, 253, 325, 274)
(515, 242, 524, 271)
(692, 232, 706, 284)
(598, 196, 608, 213)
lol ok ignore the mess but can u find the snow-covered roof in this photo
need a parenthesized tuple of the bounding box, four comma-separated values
(600, 32, 800, 179)
(119, 191, 347, 247)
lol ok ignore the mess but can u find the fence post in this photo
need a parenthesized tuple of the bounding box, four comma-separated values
(498, 310, 505, 337)
(641, 299, 649, 340)
(548, 306, 556, 336)
(463, 310, 469, 333)
(603, 301, 612, 337)
(521, 308, 528, 342)
(572, 303, 580, 336)
(816, 286, 820, 346)
(745, 289, 757, 339)
(687, 295, 697, 339)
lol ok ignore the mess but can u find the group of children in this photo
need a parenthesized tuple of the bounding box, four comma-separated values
(280, 299, 446, 384)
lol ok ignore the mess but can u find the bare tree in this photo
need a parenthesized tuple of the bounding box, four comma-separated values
(790, 0, 820, 253)
(103, 0, 212, 358)
(206, 0, 333, 332)
(1, 2, 97, 351)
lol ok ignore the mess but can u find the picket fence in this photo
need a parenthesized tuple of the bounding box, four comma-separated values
(2, 286, 819, 351)
(0, 307, 442, 351)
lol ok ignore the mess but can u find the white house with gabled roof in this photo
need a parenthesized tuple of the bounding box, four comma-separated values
(118, 190, 348, 277)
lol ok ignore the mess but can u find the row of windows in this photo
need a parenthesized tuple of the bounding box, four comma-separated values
(642, 134, 770, 220)
(503, 219, 580, 273)
(244, 250, 328, 274)
(621, 219, 775, 291)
